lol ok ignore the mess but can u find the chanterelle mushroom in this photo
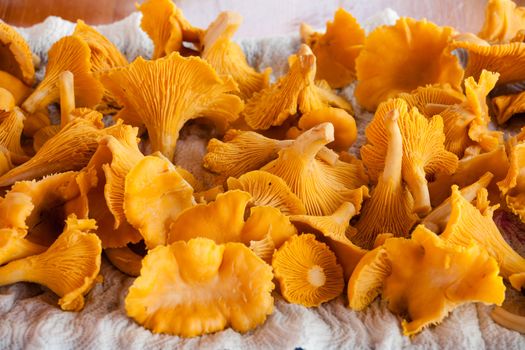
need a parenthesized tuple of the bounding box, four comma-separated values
(361, 98, 458, 214)
(478, 0, 525, 43)
(99, 52, 244, 162)
(202, 11, 271, 100)
(0, 21, 35, 86)
(261, 122, 369, 216)
(125, 237, 274, 336)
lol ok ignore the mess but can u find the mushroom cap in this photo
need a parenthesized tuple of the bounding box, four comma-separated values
(202, 11, 271, 99)
(0, 21, 35, 86)
(261, 122, 369, 215)
(104, 246, 143, 277)
(22, 36, 104, 113)
(382, 225, 505, 336)
(125, 237, 274, 336)
(290, 202, 367, 280)
(478, 0, 525, 43)
(241, 205, 297, 249)
(441, 186, 525, 290)
(296, 107, 357, 152)
(347, 246, 390, 311)
(167, 190, 251, 244)
(451, 40, 525, 85)
(226, 170, 306, 215)
(100, 52, 243, 162)
(204, 130, 291, 179)
(355, 17, 464, 111)
(0, 88, 15, 112)
(0, 107, 29, 164)
(272, 233, 344, 307)
(397, 83, 465, 118)
(124, 155, 195, 249)
(0, 214, 102, 311)
(301, 8, 365, 88)
(0, 113, 106, 187)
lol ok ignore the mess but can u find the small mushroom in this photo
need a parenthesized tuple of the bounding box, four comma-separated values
(300, 8, 365, 88)
(355, 17, 464, 111)
(202, 11, 271, 100)
(272, 233, 344, 307)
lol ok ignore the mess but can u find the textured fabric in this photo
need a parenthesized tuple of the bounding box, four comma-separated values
(1, 10, 524, 350)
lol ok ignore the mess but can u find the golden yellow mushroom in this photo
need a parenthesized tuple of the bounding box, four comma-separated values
(0, 215, 102, 311)
(479, 0, 525, 43)
(125, 237, 274, 336)
(243, 44, 352, 130)
(384, 226, 504, 336)
(99, 52, 243, 162)
(226, 170, 306, 215)
(0, 107, 29, 164)
(347, 246, 390, 311)
(290, 202, 367, 280)
(442, 186, 525, 290)
(104, 246, 143, 277)
(124, 155, 195, 249)
(202, 11, 271, 100)
(492, 90, 525, 124)
(0, 71, 33, 105)
(0, 228, 47, 266)
(301, 8, 365, 88)
(354, 109, 418, 249)
(361, 98, 458, 214)
(204, 130, 293, 179)
(272, 234, 344, 307)
(22, 36, 104, 113)
(137, 0, 203, 59)
(262, 122, 369, 216)
(0, 21, 35, 86)
(293, 107, 358, 152)
(397, 83, 465, 118)
(355, 17, 463, 111)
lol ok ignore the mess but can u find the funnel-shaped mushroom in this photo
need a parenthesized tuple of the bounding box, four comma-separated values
(438, 70, 502, 156)
(167, 190, 251, 244)
(384, 226, 504, 336)
(493, 90, 525, 124)
(202, 11, 271, 99)
(0, 215, 101, 311)
(261, 123, 369, 216)
(423, 172, 494, 233)
(429, 145, 509, 206)
(300, 8, 364, 88)
(355, 17, 464, 111)
(125, 237, 274, 336)
(243, 44, 351, 130)
(451, 39, 525, 85)
(137, 0, 202, 59)
(441, 186, 525, 290)
(22, 36, 103, 113)
(479, 0, 525, 43)
(226, 170, 306, 215)
(272, 233, 344, 307)
(204, 130, 293, 179)
(290, 202, 367, 280)
(0, 113, 106, 187)
(354, 109, 418, 249)
(124, 155, 195, 249)
(397, 83, 465, 118)
(361, 98, 458, 214)
(0, 21, 35, 86)
(293, 107, 358, 152)
(99, 52, 243, 161)
(0, 71, 32, 105)
(498, 138, 525, 222)
(0, 107, 28, 164)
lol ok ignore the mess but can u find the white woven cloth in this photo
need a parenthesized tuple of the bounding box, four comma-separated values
(1, 10, 525, 350)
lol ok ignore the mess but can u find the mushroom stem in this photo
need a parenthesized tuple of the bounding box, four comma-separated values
(0, 237, 47, 265)
(0, 258, 27, 286)
(332, 202, 357, 225)
(23, 87, 59, 114)
(59, 71, 75, 128)
(382, 109, 403, 184)
(291, 122, 334, 161)
(202, 11, 242, 57)
(405, 165, 431, 215)
(422, 172, 493, 233)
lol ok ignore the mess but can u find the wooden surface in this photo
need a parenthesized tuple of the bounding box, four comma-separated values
(2, 0, 525, 37)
